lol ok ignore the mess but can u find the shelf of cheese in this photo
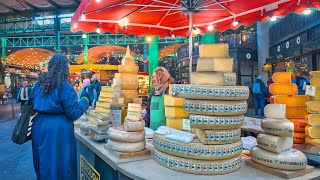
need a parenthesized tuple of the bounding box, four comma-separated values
(306, 101, 320, 113)
(190, 72, 236, 86)
(166, 117, 183, 130)
(171, 84, 249, 100)
(286, 106, 309, 119)
(198, 43, 229, 58)
(257, 133, 293, 153)
(154, 148, 242, 175)
(305, 114, 320, 126)
(195, 128, 241, 145)
(260, 118, 294, 137)
(271, 95, 309, 106)
(250, 146, 307, 170)
(196, 57, 234, 72)
(184, 99, 248, 116)
(189, 114, 244, 129)
(310, 77, 320, 87)
(305, 125, 320, 138)
(294, 132, 307, 144)
(153, 134, 242, 160)
(272, 72, 292, 83)
(310, 71, 320, 77)
(269, 83, 298, 95)
(305, 136, 320, 146)
(289, 119, 307, 133)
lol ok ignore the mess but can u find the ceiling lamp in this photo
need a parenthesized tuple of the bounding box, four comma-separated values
(82, 34, 87, 38)
(96, 26, 101, 34)
(232, 20, 239, 27)
(193, 27, 201, 34)
(146, 36, 152, 42)
(303, 8, 311, 15)
(207, 25, 214, 31)
(118, 17, 129, 26)
(170, 31, 175, 38)
(80, 14, 86, 21)
(270, 16, 277, 22)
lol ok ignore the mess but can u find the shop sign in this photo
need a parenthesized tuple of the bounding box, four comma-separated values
(81, 69, 91, 74)
(246, 53, 251, 59)
(80, 155, 100, 180)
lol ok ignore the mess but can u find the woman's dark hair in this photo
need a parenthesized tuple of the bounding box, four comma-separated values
(38, 53, 70, 97)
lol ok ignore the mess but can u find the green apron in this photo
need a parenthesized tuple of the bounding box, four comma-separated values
(150, 93, 166, 131)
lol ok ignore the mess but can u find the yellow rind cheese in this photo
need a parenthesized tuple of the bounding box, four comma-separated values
(305, 125, 320, 138)
(305, 136, 320, 146)
(257, 133, 293, 153)
(306, 101, 320, 113)
(127, 103, 142, 112)
(310, 77, 320, 87)
(96, 102, 111, 109)
(196, 57, 234, 72)
(166, 117, 183, 130)
(95, 107, 111, 114)
(261, 118, 294, 137)
(198, 44, 229, 58)
(190, 72, 236, 86)
(272, 95, 309, 106)
(269, 83, 298, 95)
(272, 72, 292, 83)
(164, 95, 185, 107)
(165, 107, 189, 118)
(310, 71, 320, 77)
(305, 114, 320, 126)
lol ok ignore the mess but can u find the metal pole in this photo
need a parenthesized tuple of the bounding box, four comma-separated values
(1, 37, 6, 61)
(188, 12, 193, 82)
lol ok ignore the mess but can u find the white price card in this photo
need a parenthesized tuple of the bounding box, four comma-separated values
(182, 119, 191, 131)
(305, 85, 316, 96)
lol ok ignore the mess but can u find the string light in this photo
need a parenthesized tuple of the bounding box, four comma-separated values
(207, 25, 214, 31)
(118, 17, 129, 27)
(232, 20, 239, 27)
(303, 8, 311, 15)
(96, 27, 101, 34)
(270, 16, 277, 22)
(146, 36, 152, 42)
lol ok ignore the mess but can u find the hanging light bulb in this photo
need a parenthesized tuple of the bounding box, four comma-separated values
(81, 14, 86, 21)
(170, 31, 175, 38)
(146, 36, 152, 42)
(270, 16, 277, 22)
(82, 34, 87, 38)
(96, 26, 101, 34)
(303, 8, 311, 15)
(118, 17, 129, 26)
(232, 20, 239, 27)
(194, 28, 201, 34)
(207, 25, 214, 31)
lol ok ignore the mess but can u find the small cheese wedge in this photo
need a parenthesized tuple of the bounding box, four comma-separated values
(257, 133, 293, 153)
(164, 95, 184, 107)
(96, 102, 111, 109)
(88, 110, 109, 120)
(289, 119, 307, 132)
(88, 116, 109, 126)
(166, 117, 183, 130)
(305, 125, 320, 138)
(306, 101, 320, 113)
(198, 44, 229, 58)
(126, 111, 141, 121)
(196, 57, 233, 72)
(310, 71, 320, 77)
(190, 72, 236, 86)
(165, 107, 189, 118)
(128, 103, 141, 112)
(305, 114, 320, 126)
(269, 83, 298, 95)
(261, 118, 294, 137)
(286, 106, 309, 119)
(196, 128, 241, 145)
(264, 104, 286, 119)
(272, 95, 309, 106)
(95, 107, 111, 114)
(305, 136, 320, 146)
(100, 91, 116, 98)
(124, 119, 145, 132)
(272, 72, 292, 83)
(310, 77, 320, 87)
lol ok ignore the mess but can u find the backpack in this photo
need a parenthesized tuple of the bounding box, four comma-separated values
(84, 85, 97, 106)
(252, 82, 261, 95)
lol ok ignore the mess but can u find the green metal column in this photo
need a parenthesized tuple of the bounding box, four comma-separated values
(1, 37, 6, 61)
(54, 15, 61, 53)
(148, 36, 159, 89)
(202, 32, 216, 44)
(83, 35, 89, 64)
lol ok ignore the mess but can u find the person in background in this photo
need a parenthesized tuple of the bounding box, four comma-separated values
(267, 78, 274, 104)
(251, 75, 268, 118)
(143, 67, 175, 130)
(292, 71, 310, 95)
(91, 74, 102, 100)
(30, 54, 90, 180)
(16, 81, 32, 108)
(79, 78, 97, 107)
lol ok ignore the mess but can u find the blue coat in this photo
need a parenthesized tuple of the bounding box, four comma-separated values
(31, 81, 89, 180)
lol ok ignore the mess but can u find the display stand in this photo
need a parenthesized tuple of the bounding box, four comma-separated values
(105, 146, 151, 159)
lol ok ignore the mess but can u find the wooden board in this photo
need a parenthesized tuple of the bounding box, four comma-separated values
(245, 159, 315, 179)
(106, 147, 151, 159)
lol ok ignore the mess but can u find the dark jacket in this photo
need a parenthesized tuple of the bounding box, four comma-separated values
(91, 80, 102, 99)
(16, 86, 32, 103)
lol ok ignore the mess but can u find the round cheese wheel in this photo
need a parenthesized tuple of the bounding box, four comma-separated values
(257, 134, 293, 153)
(272, 95, 309, 106)
(171, 84, 249, 100)
(154, 134, 243, 160)
(196, 128, 241, 145)
(272, 72, 292, 83)
(154, 148, 242, 175)
(106, 139, 145, 152)
(261, 118, 294, 137)
(184, 99, 247, 116)
(305, 125, 320, 139)
(289, 119, 307, 133)
(107, 125, 145, 142)
(306, 101, 320, 113)
(305, 136, 320, 146)
(305, 114, 320, 126)
(269, 83, 298, 95)
(310, 71, 320, 77)
(264, 104, 286, 119)
(124, 119, 145, 132)
(250, 146, 307, 170)
(190, 114, 244, 129)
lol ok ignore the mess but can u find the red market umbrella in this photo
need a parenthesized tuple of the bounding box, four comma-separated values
(71, 0, 320, 76)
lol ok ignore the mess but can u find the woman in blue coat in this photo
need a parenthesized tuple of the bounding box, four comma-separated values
(31, 54, 90, 180)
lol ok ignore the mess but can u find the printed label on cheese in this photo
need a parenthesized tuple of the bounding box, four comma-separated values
(196, 57, 234, 72)
(269, 83, 298, 95)
(171, 84, 249, 100)
(165, 107, 190, 118)
(289, 119, 307, 133)
(272, 72, 292, 83)
(184, 99, 248, 116)
(127, 103, 142, 112)
(124, 119, 145, 132)
(306, 101, 320, 113)
(305, 125, 320, 139)
(305, 114, 320, 126)
(196, 128, 241, 145)
(264, 104, 286, 119)
(153, 134, 242, 160)
(107, 125, 145, 142)
(257, 134, 293, 153)
(126, 111, 141, 121)
(190, 72, 236, 86)
(198, 44, 229, 58)
(261, 118, 294, 137)
(272, 95, 309, 106)
(154, 148, 242, 175)
(190, 114, 244, 130)
(164, 95, 185, 107)
(106, 139, 145, 152)
(182, 119, 191, 131)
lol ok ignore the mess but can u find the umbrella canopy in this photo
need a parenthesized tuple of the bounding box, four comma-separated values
(71, 0, 319, 37)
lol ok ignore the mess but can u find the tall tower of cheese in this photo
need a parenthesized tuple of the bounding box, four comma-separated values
(305, 71, 320, 146)
(154, 44, 249, 175)
(269, 72, 309, 144)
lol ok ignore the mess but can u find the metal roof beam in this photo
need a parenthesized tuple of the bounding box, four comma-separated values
(47, 0, 63, 9)
(0, 2, 22, 14)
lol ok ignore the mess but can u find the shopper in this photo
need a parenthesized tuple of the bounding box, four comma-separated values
(292, 71, 310, 95)
(79, 78, 97, 107)
(143, 67, 175, 130)
(31, 54, 90, 180)
(91, 74, 102, 100)
(251, 75, 268, 118)
(16, 81, 32, 108)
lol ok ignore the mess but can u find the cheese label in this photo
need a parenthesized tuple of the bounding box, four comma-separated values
(182, 119, 191, 131)
(305, 85, 316, 96)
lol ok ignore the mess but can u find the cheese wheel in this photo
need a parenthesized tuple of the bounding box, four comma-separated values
(154, 148, 242, 175)
(196, 57, 234, 72)
(121, 90, 138, 99)
(127, 103, 141, 112)
(124, 119, 145, 132)
(166, 117, 183, 130)
(305, 136, 320, 146)
(310, 71, 320, 77)
(171, 84, 249, 101)
(289, 119, 307, 132)
(250, 146, 307, 170)
(154, 134, 242, 160)
(272, 95, 309, 106)
(95, 107, 111, 114)
(164, 95, 184, 107)
(272, 72, 292, 83)
(294, 132, 307, 144)
(106, 139, 145, 152)
(190, 72, 236, 86)
(286, 106, 309, 119)
(96, 102, 111, 109)
(305, 114, 320, 126)
(196, 128, 241, 145)
(126, 111, 141, 121)
(269, 83, 298, 95)
(107, 125, 145, 142)
(165, 107, 189, 118)
(88, 110, 109, 120)
(118, 65, 139, 74)
(190, 114, 244, 130)
(264, 104, 286, 119)
(184, 99, 247, 116)
(306, 101, 320, 113)
(261, 118, 294, 137)
(310, 77, 320, 87)
(305, 125, 320, 138)
(113, 73, 138, 90)
(88, 116, 110, 126)
(257, 134, 293, 153)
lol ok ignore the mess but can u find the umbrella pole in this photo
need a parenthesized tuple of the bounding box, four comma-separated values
(188, 12, 193, 83)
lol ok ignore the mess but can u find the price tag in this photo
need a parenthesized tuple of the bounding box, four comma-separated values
(110, 106, 123, 125)
(182, 119, 191, 131)
(305, 85, 316, 96)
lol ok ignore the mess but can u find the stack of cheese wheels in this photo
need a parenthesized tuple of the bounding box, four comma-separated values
(96, 86, 125, 114)
(155, 44, 249, 175)
(164, 94, 189, 130)
(270, 72, 309, 144)
(251, 104, 308, 170)
(305, 71, 320, 146)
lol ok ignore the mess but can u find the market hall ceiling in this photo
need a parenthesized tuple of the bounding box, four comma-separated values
(0, 0, 79, 17)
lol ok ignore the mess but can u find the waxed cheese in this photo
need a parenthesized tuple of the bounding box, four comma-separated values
(164, 95, 184, 107)
(305, 114, 320, 126)
(261, 118, 294, 137)
(272, 72, 292, 83)
(305, 125, 320, 138)
(306, 101, 320, 113)
(269, 83, 298, 95)
(257, 133, 293, 153)
(272, 95, 309, 106)
(289, 119, 307, 133)
(196, 57, 233, 72)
